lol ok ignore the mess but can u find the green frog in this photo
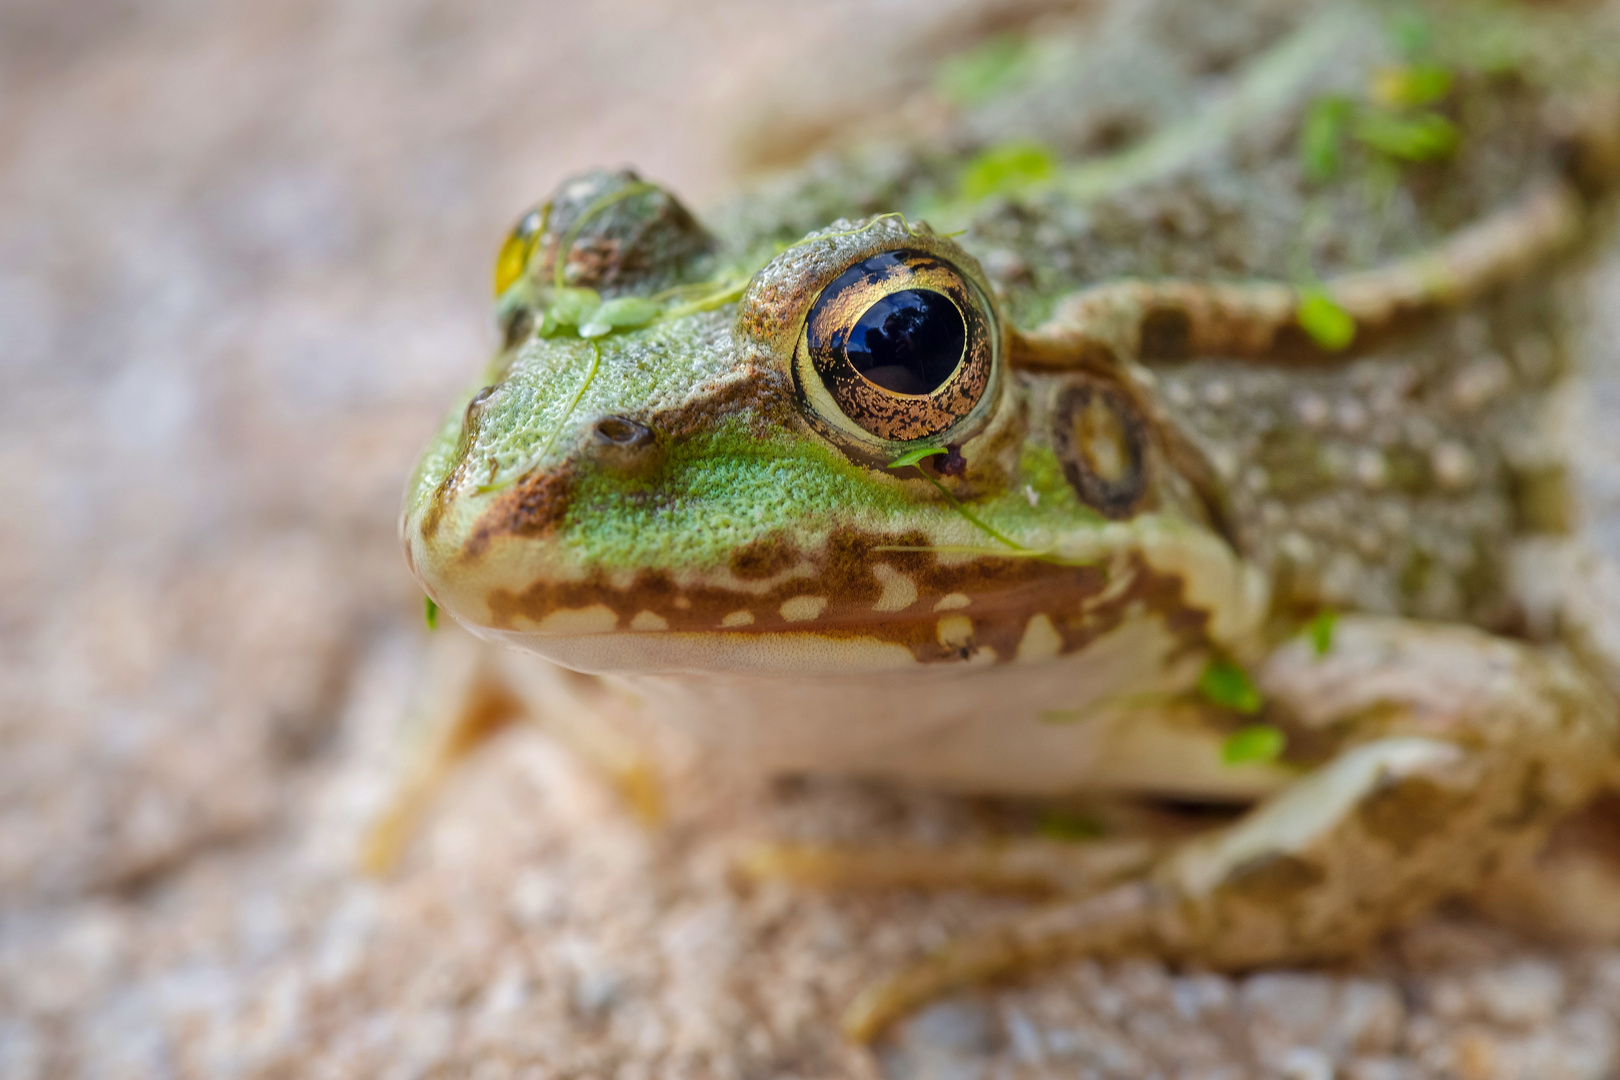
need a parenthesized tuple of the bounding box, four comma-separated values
(388, 0, 1620, 1042)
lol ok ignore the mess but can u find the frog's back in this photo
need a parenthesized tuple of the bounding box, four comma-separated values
(722, 0, 1617, 630)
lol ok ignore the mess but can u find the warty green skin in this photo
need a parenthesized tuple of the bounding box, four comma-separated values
(392, 0, 1620, 1038)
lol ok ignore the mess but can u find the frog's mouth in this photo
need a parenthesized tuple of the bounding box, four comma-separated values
(413, 518, 1264, 677)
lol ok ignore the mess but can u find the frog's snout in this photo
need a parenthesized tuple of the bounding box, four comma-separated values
(420, 410, 665, 574)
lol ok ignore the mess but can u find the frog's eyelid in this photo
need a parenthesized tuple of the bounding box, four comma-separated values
(551, 181, 661, 291)
(780, 212, 922, 256)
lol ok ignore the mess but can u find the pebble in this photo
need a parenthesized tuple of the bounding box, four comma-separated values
(881, 998, 999, 1080)
(1273, 1045, 1334, 1080)
(1473, 960, 1566, 1027)
(1428, 959, 1565, 1026)
(1243, 972, 1334, 1045)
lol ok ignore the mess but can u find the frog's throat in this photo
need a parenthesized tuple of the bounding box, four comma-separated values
(421, 514, 1266, 677)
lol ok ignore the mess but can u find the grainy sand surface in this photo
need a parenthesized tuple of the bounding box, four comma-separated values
(6, 2, 1620, 1077)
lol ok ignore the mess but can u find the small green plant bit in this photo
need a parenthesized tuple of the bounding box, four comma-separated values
(1352, 108, 1458, 163)
(1300, 96, 1355, 183)
(888, 446, 1029, 554)
(1222, 724, 1286, 766)
(423, 596, 439, 631)
(525, 179, 744, 342)
(1296, 287, 1357, 350)
(936, 34, 1033, 106)
(888, 445, 948, 470)
(958, 141, 1057, 202)
(657, 279, 747, 320)
(537, 286, 604, 337)
(1199, 657, 1263, 715)
(578, 296, 659, 338)
(1371, 63, 1452, 109)
(1297, 51, 1460, 189)
(1307, 610, 1338, 656)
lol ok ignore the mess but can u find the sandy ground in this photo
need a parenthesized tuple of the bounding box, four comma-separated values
(7, 1, 1620, 1077)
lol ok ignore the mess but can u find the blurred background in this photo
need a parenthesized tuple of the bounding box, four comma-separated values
(9, 2, 1620, 1077)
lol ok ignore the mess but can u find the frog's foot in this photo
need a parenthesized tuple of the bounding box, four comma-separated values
(362, 631, 662, 875)
(843, 617, 1619, 1041)
(737, 835, 1158, 896)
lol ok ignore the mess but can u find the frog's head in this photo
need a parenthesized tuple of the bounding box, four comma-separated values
(404, 171, 1262, 675)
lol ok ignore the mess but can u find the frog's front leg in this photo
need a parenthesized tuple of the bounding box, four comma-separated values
(844, 616, 1618, 1040)
(361, 628, 662, 874)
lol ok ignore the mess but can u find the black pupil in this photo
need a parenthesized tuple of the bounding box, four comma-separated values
(845, 289, 965, 395)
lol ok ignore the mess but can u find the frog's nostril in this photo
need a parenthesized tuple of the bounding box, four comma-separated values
(593, 415, 655, 448)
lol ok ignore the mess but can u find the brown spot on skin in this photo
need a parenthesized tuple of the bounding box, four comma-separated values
(1357, 774, 1471, 856)
(465, 468, 574, 559)
(730, 533, 797, 581)
(1008, 330, 1122, 374)
(485, 526, 1212, 665)
(1053, 380, 1152, 520)
(419, 486, 448, 542)
(1221, 851, 1327, 907)
(1139, 305, 1192, 361)
(648, 365, 788, 441)
(558, 235, 627, 287)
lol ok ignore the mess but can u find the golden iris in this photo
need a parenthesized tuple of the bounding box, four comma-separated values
(493, 205, 547, 297)
(800, 250, 995, 443)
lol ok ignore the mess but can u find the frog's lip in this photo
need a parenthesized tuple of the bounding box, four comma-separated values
(474, 559, 1174, 671)
(414, 519, 1266, 677)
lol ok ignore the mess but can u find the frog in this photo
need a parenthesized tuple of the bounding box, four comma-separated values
(387, 0, 1620, 1043)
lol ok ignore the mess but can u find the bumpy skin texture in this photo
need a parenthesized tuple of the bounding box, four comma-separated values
(398, 0, 1620, 1041)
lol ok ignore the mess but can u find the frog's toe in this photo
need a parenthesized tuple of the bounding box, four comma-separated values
(842, 880, 1161, 1042)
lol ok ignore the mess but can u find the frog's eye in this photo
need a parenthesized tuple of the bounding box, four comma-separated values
(493, 204, 548, 297)
(1053, 381, 1149, 519)
(797, 249, 996, 444)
